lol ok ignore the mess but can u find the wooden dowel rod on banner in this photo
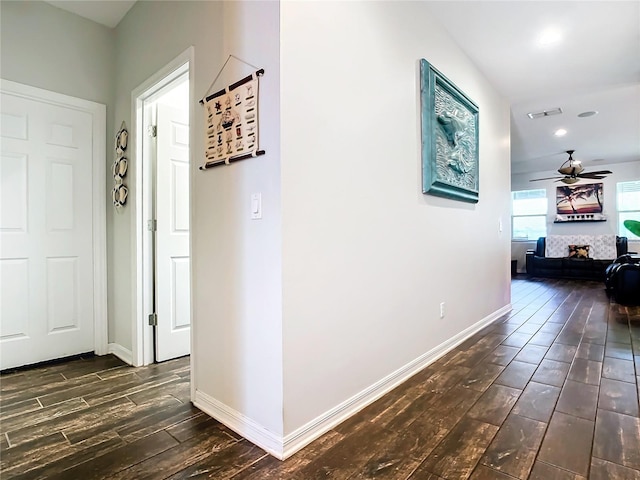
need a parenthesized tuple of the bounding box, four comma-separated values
(200, 69, 265, 105)
(199, 150, 266, 171)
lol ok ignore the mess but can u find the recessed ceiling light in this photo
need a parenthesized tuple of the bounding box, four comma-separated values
(578, 111, 598, 118)
(538, 28, 562, 46)
(554, 129, 567, 137)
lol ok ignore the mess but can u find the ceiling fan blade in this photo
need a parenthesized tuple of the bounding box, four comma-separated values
(530, 177, 562, 182)
(577, 174, 607, 179)
(583, 170, 612, 175)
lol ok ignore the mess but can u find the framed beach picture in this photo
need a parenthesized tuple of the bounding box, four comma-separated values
(555, 183, 605, 222)
(420, 59, 479, 203)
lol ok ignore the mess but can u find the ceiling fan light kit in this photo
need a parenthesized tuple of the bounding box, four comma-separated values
(530, 150, 612, 184)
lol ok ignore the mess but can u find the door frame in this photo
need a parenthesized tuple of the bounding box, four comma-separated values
(0, 79, 108, 357)
(131, 47, 194, 367)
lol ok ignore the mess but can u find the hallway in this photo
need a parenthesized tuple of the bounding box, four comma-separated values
(1, 278, 639, 479)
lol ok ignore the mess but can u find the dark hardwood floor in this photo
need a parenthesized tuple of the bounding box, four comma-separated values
(1, 278, 639, 479)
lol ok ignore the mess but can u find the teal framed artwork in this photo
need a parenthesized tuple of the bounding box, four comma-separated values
(420, 59, 479, 203)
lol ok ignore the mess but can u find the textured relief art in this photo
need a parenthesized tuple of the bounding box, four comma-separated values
(421, 59, 479, 203)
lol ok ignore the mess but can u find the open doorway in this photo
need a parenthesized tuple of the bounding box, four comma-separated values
(133, 49, 193, 367)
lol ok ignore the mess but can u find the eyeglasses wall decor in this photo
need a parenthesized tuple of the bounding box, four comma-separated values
(112, 121, 129, 208)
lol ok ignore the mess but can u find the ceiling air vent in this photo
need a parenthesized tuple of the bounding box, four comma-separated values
(527, 108, 563, 119)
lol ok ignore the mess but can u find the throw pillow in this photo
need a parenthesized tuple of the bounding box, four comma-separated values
(568, 245, 590, 259)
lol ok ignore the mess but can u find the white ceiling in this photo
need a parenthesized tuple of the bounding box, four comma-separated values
(44, 0, 136, 28)
(425, 1, 640, 176)
(44, 1, 640, 177)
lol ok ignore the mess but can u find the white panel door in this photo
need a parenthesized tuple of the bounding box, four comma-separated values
(0, 92, 94, 369)
(155, 103, 190, 362)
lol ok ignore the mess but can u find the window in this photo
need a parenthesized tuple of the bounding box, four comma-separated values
(512, 189, 547, 240)
(617, 181, 640, 240)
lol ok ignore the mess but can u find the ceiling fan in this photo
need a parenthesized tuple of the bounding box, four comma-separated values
(530, 150, 612, 185)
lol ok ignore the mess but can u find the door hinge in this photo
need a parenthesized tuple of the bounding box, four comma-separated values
(148, 313, 158, 326)
(147, 219, 157, 231)
(148, 125, 157, 138)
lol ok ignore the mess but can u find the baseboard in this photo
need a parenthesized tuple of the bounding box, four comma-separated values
(191, 304, 512, 461)
(194, 390, 285, 459)
(108, 343, 133, 365)
(281, 303, 512, 459)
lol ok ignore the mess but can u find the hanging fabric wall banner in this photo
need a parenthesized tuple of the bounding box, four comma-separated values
(203, 71, 261, 168)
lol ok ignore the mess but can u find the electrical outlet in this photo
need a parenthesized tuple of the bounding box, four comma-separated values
(440, 302, 445, 319)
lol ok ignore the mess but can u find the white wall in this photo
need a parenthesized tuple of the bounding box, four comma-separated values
(280, 1, 512, 435)
(0, 1, 114, 105)
(113, 0, 283, 436)
(511, 161, 640, 270)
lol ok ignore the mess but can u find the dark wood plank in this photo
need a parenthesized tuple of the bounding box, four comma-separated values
(466, 384, 521, 426)
(567, 358, 602, 385)
(468, 465, 517, 479)
(0, 398, 42, 422)
(479, 413, 546, 478)
(515, 323, 541, 335)
(529, 331, 558, 347)
(538, 412, 594, 477)
(502, 333, 532, 348)
(0, 431, 69, 475)
(1, 397, 87, 434)
(607, 327, 632, 345)
(38, 371, 142, 407)
(82, 373, 182, 407)
(6, 396, 133, 447)
(531, 359, 570, 387)
(494, 361, 537, 390)
(461, 363, 505, 392)
(538, 322, 564, 336)
(408, 418, 498, 480)
(529, 461, 586, 479)
(110, 422, 239, 480)
(1, 373, 102, 407)
(0, 279, 637, 480)
(602, 357, 636, 383)
(593, 409, 640, 470)
(45, 430, 179, 480)
(230, 430, 345, 480)
(605, 341, 634, 360)
(575, 342, 604, 361)
(417, 385, 483, 430)
(166, 413, 241, 443)
(166, 439, 265, 480)
(350, 414, 448, 480)
(511, 381, 561, 424)
(0, 372, 66, 396)
(484, 345, 520, 366)
(514, 344, 548, 364)
(598, 377, 640, 417)
(555, 380, 599, 420)
(127, 376, 190, 405)
(64, 395, 182, 444)
(2, 431, 124, 479)
(294, 422, 391, 480)
(589, 457, 640, 480)
(116, 400, 201, 443)
(545, 343, 576, 363)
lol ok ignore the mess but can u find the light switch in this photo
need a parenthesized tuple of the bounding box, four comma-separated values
(251, 193, 262, 219)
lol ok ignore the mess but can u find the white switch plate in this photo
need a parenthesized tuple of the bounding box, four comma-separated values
(251, 193, 262, 219)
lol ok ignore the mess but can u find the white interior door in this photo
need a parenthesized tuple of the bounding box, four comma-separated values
(155, 102, 190, 362)
(0, 91, 95, 369)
